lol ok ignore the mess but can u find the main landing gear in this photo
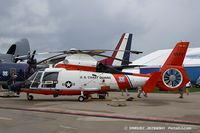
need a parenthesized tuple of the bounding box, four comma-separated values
(78, 91, 92, 102)
(78, 91, 85, 102)
(98, 93, 106, 99)
(27, 93, 34, 101)
(78, 96, 85, 102)
(77, 92, 107, 102)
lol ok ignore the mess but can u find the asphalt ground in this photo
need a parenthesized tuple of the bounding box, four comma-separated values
(0, 91, 199, 133)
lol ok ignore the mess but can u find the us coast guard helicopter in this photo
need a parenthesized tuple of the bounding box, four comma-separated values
(1, 33, 141, 94)
(20, 42, 190, 101)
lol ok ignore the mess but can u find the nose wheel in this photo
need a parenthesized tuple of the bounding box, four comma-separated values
(27, 93, 34, 101)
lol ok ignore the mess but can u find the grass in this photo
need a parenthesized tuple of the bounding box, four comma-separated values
(129, 87, 200, 94)
(152, 87, 200, 94)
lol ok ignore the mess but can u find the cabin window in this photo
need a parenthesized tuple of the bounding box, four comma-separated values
(42, 72, 58, 88)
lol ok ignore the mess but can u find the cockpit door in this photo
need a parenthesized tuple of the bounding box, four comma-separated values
(41, 72, 59, 88)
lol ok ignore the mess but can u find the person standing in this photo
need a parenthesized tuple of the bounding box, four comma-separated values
(137, 87, 147, 98)
(6, 72, 17, 96)
(178, 88, 184, 98)
(185, 81, 192, 95)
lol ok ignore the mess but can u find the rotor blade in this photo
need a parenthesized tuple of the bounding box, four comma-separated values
(81, 49, 143, 54)
(15, 48, 143, 60)
(31, 50, 36, 60)
(47, 56, 66, 64)
(37, 53, 66, 64)
(15, 51, 59, 59)
(113, 65, 146, 69)
(86, 52, 132, 64)
(35, 49, 143, 55)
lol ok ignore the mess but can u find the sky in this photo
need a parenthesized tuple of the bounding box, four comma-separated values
(0, 0, 200, 60)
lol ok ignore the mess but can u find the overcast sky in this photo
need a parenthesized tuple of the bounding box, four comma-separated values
(0, 0, 200, 59)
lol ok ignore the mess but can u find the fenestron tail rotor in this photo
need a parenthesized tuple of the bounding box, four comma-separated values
(162, 68, 183, 89)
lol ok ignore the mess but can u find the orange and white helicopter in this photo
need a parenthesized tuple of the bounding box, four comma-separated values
(20, 42, 190, 101)
(3, 33, 142, 96)
(52, 33, 142, 72)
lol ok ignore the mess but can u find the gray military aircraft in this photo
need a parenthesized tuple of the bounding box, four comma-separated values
(0, 39, 31, 89)
(0, 38, 30, 63)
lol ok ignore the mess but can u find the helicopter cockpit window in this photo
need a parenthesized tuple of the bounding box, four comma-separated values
(28, 71, 38, 81)
(42, 72, 58, 88)
(31, 72, 42, 88)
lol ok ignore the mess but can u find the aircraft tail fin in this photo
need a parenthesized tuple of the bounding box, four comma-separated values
(100, 33, 132, 66)
(7, 38, 30, 57)
(162, 42, 189, 66)
(142, 72, 161, 93)
(14, 38, 30, 57)
(143, 42, 190, 93)
(6, 44, 16, 55)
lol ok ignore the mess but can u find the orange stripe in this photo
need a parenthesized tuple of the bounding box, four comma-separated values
(55, 64, 96, 72)
(113, 74, 131, 90)
(132, 73, 150, 77)
(21, 89, 100, 95)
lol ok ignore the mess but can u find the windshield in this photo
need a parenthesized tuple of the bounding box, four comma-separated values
(28, 71, 38, 81)
(30, 72, 43, 88)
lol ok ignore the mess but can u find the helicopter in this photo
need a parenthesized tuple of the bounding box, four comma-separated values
(19, 42, 190, 101)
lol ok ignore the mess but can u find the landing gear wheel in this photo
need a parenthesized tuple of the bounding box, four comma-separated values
(16, 91, 20, 95)
(53, 94, 59, 98)
(98, 94, 106, 99)
(27, 95, 34, 101)
(84, 95, 88, 100)
(78, 96, 85, 102)
(85, 94, 92, 100)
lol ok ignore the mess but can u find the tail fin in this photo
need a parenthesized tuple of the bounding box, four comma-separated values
(142, 72, 161, 92)
(162, 42, 189, 66)
(100, 33, 132, 66)
(7, 38, 30, 57)
(14, 38, 30, 57)
(143, 42, 190, 93)
(6, 44, 16, 55)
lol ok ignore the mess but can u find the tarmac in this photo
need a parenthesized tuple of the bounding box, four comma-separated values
(0, 91, 199, 133)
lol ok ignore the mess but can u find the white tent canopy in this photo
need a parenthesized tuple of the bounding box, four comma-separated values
(131, 48, 200, 67)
